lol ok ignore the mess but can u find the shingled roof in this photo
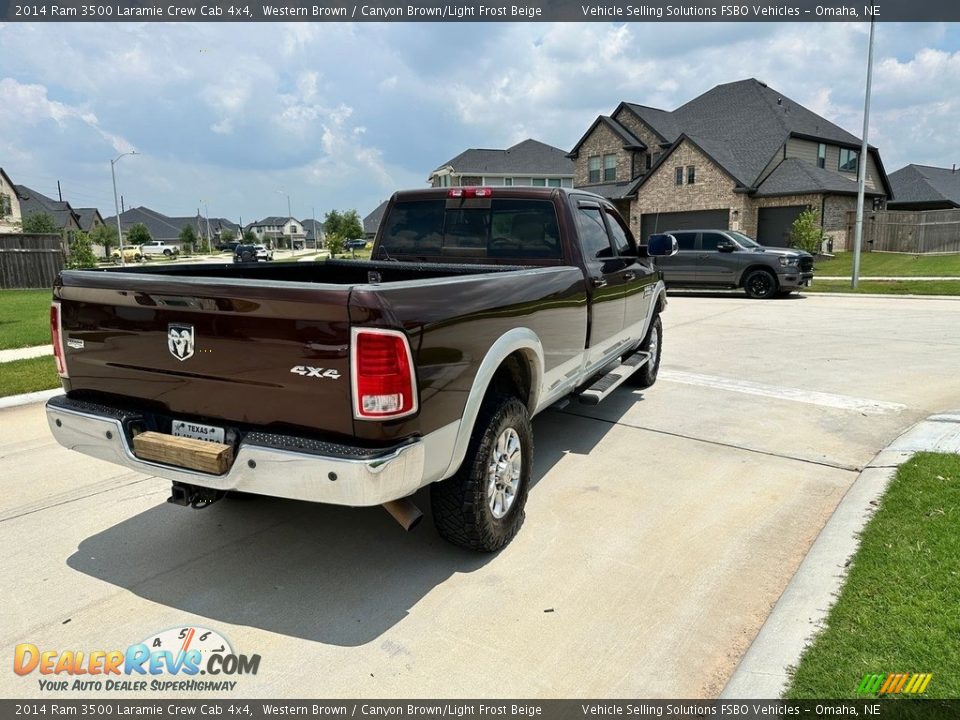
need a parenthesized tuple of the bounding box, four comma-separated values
(614, 79, 890, 197)
(432, 138, 574, 177)
(888, 164, 960, 209)
(753, 158, 885, 198)
(15, 185, 80, 230)
(363, 200, 389, 236)
(568, 116, 646, 158)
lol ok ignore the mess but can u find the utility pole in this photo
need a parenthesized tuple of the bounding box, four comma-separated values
(852, 18, 876, 289)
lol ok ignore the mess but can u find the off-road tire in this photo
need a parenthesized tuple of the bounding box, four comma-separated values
(628, 314, 662, 388)
(431, 394, 533, 552)
(743, 269, 778, 299)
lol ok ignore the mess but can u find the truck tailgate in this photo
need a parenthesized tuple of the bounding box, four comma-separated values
(56, 272, 355, 437)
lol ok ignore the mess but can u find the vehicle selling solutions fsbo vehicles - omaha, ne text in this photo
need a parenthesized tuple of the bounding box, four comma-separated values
(46, 187, 676, 551)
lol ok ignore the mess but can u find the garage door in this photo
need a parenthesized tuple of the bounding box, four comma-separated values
(639, 209, 729, 242)
(757, 206, 808, 247)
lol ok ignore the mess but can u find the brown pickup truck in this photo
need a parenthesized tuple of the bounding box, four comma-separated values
(47, 187, 677, 551)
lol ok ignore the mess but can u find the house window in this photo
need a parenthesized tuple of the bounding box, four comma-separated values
(0, 193, 10, 218)
(839, 148, 859, 173)
(675, 167, 684, 186)
(588, 156, 602, 183)
(687, 166, 696, 185)
(645, 154, 652, 171)
(532, 178, 546, 187)
(548, 178, 561, 188)
(504, 178, 513, 186)
(817, 143, 826, 169)
(603, 154, 617, 182)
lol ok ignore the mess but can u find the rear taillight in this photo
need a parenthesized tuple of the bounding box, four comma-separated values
(351, 328, 417, 420)
(447, 187, 492, 199)
(50, 302, 67, 378)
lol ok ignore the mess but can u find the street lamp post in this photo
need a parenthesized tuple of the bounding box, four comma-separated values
(111, 151, 137, 267)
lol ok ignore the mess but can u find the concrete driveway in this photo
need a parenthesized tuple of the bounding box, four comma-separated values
(2, 293, 959, 698)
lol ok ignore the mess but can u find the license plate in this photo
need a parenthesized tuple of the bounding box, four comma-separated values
(172, 420, 225, 444)
(804, 279, 812, 287)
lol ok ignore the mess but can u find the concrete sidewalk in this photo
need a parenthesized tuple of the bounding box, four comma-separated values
(721, 410, 960, 698)
(0, 344, 52, 363)
(818, 275, 960, 281)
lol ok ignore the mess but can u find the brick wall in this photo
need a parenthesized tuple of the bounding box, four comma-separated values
(823, 195, 858, 251)
(629, 140, 746, 238)
(612, 107, 667, 176)
(572, 123, 631, 187)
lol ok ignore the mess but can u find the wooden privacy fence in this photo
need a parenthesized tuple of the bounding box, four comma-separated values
(847, 208, 960, 254)
(0, 234, 65, 289)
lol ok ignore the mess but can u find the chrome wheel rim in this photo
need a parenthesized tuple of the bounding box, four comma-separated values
(647, 324, 659, 362)
(487, 427, 522, 519)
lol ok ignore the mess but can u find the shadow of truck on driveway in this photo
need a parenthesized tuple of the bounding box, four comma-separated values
(66, 393, 645, 646)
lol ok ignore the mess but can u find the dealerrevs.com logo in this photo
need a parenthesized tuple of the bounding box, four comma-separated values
(14, 626, 261, 692)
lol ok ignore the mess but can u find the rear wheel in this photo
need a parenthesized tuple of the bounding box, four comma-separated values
(163, 248, 172, 257)
(743, 269, 778, 299)
(431, 394, 532, 552)
(628, 314, 662, 388)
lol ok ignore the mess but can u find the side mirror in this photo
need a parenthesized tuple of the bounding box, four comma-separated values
(646, 233, 678, 257)
(717, 242, 736, 253)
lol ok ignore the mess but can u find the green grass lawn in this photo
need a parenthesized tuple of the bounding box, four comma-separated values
(0, 289, 53, 350)
(785, 453, 960, 699)
(0, 355, 61, 397)
(816, 253, 960, 277)
(806, 280, 960, 296)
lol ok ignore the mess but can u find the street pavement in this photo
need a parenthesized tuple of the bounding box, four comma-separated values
(2, 293, 959, 698)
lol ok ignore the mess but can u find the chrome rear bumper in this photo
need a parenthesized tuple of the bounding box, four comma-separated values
(46, 396, 425, 506)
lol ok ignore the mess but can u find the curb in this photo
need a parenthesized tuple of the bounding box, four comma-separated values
(719, 411, 960, 699)
(0, 388, 63, 410)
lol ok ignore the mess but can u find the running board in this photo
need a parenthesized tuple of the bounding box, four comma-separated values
(577, 351, 651, 406)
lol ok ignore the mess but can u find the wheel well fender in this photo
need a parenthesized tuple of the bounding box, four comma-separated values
(739, 264, 778, 287)
(441, 328, 544, 481)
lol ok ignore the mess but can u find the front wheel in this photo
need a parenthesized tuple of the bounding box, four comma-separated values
(163, 249, 172, 256)
(431, 394, 532, 552)
(743, 269, 778, 299)
(628, 314, 662, 388)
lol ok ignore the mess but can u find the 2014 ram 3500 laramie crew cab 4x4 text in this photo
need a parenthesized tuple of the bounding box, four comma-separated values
(47, 187, 677, 551)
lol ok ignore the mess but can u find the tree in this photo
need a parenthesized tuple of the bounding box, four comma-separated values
(323, 209, 363, 241)
(325, 236, 345, 256)
(21, 211, 59, 234)
(67, 231, 98, 269)
(127, 223, 152, 246)
(89, 224, 118, 258)
(242, 229, 257, 244)
(178, 224, 198, 254)
(220, 229, 236, 244)
(789, 209, 826, 254)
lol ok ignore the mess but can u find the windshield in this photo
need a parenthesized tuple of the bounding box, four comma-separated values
(729, 231, 762, 249)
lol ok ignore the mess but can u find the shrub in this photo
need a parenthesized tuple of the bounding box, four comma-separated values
(789, 209, 826, 254)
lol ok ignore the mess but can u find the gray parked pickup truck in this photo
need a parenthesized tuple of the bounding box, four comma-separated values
(47, 187, 677, 552)
(654, 229, 814, 298)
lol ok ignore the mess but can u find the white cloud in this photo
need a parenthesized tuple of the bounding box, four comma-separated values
(0, 21, 956, 219)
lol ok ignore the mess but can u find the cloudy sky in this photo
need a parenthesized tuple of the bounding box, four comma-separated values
(0, 21, 958, 223)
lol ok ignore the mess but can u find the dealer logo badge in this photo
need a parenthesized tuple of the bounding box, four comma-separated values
(168, 324, 195, 361)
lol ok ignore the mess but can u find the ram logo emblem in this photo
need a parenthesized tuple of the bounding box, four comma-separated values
(168, 324, 195, 361)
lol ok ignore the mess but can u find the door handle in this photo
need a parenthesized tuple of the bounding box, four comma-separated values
(591, 277, 608, 288)
(623, 271, 636, 281)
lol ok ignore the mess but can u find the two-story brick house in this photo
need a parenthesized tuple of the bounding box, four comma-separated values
(568, 79, 893, 250)
(429, 138, 574, 189)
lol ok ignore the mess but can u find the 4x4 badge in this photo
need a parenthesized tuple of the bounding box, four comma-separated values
(168, 324, 195, 361)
